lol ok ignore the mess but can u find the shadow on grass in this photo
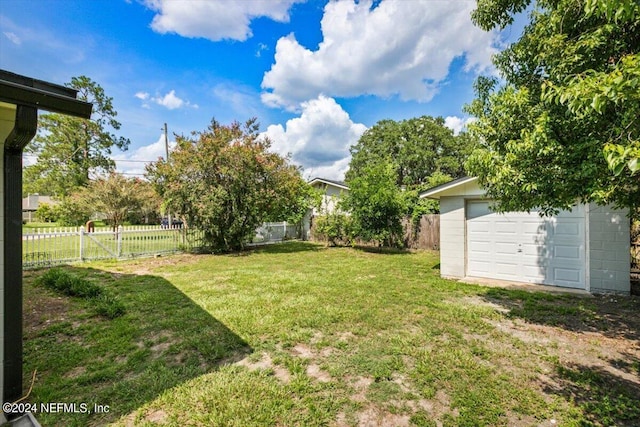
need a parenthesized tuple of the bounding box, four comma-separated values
(483, 288, 640, 425)
(248, 240, 325, 254)
(22, 266, 251, 427)
(542, 363, 640, 426)
(351, 245, 413, 256)
(483, 288, 640, 342)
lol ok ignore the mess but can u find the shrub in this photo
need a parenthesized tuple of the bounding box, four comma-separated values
(36, 202, 59, 223)
(36, 268, 125, 319)
(314, 212, 353, 246)
(37, 268, 102, 298)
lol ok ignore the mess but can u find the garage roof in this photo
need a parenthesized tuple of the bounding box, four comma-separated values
(419, 176, 478, 199)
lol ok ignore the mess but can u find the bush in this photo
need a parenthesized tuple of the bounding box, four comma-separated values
(314, 212, 353, 246)
(37, 268, 102, 298)
(36, 268, 125, 319)
(35, 202, 59, 223)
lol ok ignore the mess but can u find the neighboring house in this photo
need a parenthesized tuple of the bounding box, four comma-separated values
(22, 194, 59, 222)
(420, 176, 630, 294)
(308, 177, 349, 215)
(303, 177, 350, 240)
(0, 69, 92, 422)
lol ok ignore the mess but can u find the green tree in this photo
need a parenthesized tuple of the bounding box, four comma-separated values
(35, 202, 58, 223)
(146, 118, 310, 252)
(342, 161, 406, 247)
(87, 173, 142, 230)
(346, 116, 474, 189)
(54, 192, 93, 226)
(24, 76, 130, 197)
(466, 0, 640, 214)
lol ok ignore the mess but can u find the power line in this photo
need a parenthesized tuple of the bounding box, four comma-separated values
(22, 154, 160, 164)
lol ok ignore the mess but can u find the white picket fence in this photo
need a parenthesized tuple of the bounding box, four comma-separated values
(23, 222, 300, 269)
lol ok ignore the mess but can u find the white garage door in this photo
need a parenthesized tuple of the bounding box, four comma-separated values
(466, 201, 586, 289)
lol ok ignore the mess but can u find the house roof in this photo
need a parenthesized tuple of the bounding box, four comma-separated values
(0, 70, 92, 118)
(419, 176, 479, 199)
(308, 177, 349, 191)
(22, 195, 57, 211)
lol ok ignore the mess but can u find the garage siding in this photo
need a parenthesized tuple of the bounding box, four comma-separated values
(588, 204, 630, 293)
(439, 197, 465, 278)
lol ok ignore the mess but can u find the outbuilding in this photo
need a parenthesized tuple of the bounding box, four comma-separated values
(420, 177, 630, 294)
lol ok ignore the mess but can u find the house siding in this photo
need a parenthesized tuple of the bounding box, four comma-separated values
(588, 204, 630, 294)
(439, 196, 466, 278)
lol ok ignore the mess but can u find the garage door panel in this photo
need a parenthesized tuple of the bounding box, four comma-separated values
(495, 221, 518, 233)
(554, 221, 581, 237)
(553, 245, 581, 260)
(468, 260, 491, 275)
(521, 220, 549, 235)
(467, 221, 491, 233)
(495, 242, 518, 254)
(466, 201, 585, 289)
(521, 243, 542, 257)
(521, 265, 546, 281)
(469, 241, 491, 253)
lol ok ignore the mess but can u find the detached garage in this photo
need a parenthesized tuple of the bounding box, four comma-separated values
(421, 177, 630, 294)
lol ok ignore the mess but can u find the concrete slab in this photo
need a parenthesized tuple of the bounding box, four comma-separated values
(459, 276, 592, 296)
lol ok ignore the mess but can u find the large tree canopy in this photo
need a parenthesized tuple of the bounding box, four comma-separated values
(146, 118, 311, 252)
(346, 116, 475, 190)
(24, 76, 130, 197)
(466, 0, 639, 214)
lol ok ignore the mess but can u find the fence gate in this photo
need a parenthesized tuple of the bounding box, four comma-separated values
(82, 230, 120, 259)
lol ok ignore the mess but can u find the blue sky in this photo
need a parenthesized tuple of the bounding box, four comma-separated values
(0, 0, 524, 180)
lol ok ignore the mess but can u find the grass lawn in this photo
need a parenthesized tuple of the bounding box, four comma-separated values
(22, 242, 640, 426)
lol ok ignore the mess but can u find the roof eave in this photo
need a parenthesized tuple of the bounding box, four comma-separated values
(419, 176, 478, 200)
(0, 80, 92, 118)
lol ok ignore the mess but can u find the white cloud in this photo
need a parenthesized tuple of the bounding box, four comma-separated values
(261, 0, 499, 109)
(444, 116, 476, 135)
(3, 31, 21, 45)
(153, 90, 184, 109)
(262, 95, 366, 181)
(135, 90, 195, 110)
(144, 0, 303, 42)
(134, 91, 150, 100)
(113, 133, 176, 177)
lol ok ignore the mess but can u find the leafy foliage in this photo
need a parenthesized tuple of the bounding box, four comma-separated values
(342, 161, 406, 247)
(54, 192, 94, 226)
(313, 212, 353, 246)
(347, 116, 474, 189)
(24, 76, 130, 197)
(35, 202, 57, 223)
(87, 173, 143, 229)
(146, 118, 311, 252)
(467, 0, 640, 214)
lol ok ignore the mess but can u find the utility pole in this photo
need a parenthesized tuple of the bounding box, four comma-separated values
(164, 122, 169, 161)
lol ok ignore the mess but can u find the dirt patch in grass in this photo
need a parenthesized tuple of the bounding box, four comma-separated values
(356, 406, 410, 427)
(24, 292, 74, 334)
(145, 409, 168, 423)
(235, 352, 291, 383)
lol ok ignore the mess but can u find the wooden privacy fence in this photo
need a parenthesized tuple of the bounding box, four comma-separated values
(403, 214, 440, 250)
